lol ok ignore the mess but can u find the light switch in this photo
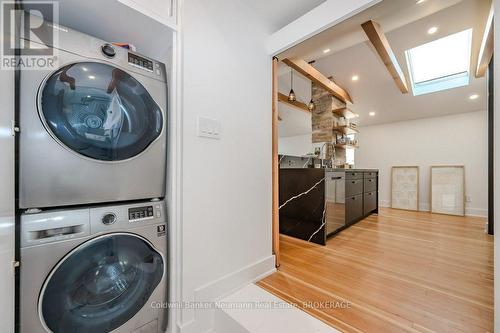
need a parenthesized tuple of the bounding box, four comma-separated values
(197, 116, 221, 140)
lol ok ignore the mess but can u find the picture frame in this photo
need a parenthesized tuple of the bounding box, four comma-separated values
(431, 166, 465, 216)
(391, 166, 419, 211)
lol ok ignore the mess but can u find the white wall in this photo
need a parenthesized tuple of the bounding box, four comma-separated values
(279, 134, 312, 156)
(180, 0, 275, 332)
(356, 111, 488, 217)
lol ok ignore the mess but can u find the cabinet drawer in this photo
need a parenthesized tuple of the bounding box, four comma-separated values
(364, 171, 378, 179)
(346, 194, 363, 224)
(364, 177, 377, 192)
(346, 179, 363, 197)
(345, 171, 363, 180)
(364, 191, 377, 215)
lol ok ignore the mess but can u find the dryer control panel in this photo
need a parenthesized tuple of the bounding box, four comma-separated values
(128, 204, 162, 222)
(128, 52, 154, 72)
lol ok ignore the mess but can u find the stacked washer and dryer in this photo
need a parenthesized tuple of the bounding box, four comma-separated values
(19, 19, 169, 333)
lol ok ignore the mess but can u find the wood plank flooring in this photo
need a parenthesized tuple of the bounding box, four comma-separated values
(257, 208, 493, 333)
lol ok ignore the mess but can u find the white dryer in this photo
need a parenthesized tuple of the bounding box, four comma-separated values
(19, 18, 167, 209)
(20, 200, 168, 333)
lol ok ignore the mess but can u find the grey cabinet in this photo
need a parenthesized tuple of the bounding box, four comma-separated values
(364, 177, 377, 192)
(346, 194, 363, 224)
(346, 179, 363, 197)
(326, 169, 379, 236)
(346, 171, 364, 180)
(364, 191, 377, 215)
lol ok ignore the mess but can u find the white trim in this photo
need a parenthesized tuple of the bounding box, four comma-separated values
(179, 256, 276, 333)
(267, 0, 382, 56)
(379, 200, 488, 218)
(167, 0, 183, 331)
(117, 0, 178, 31)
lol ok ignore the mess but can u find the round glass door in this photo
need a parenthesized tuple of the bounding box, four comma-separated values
(40, 234, 164, 333)
(39, 62, 163, 161)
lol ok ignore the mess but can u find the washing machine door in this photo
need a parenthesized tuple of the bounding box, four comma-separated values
(39, 233, 164, 333)
(39, 62, 163, 161)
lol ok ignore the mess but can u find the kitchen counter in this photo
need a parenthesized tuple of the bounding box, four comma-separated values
(279, 168, 379, 245)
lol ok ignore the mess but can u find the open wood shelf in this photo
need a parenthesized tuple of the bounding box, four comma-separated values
(335, 143, 359, 150)
(333, 107, 358, 119)
(333, 126, 358, 135)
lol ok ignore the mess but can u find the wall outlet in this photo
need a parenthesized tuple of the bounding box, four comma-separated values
(197, 116, 221, 140)
(465, 196, 472, 203)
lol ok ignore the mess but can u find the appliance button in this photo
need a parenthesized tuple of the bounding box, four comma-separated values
(156, 69, 161, 75)
(156, 211, 161, 218)
(102, 213, 117, 225)
(101, 44, 116, 57)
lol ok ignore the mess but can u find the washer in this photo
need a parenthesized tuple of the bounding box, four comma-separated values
(19, 18, 168, 209)
(20, 200, 168, 333)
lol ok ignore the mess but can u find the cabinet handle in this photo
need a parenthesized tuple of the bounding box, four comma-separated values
(352, 181, 356, 184)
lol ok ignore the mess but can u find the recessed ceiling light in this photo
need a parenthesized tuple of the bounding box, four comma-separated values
(352, 75, 359, 81)
(88, 75, 96, 79)
(323, 48, 331, 54)
(427, 26, 438, 35)
(469, 94, 479, 100)
(416, 0, 426, 4)
(369, 112, 376, 116)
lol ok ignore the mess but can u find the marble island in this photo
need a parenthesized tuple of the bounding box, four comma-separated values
(279, 168, 379, 245)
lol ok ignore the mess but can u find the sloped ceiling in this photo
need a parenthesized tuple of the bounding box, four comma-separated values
(278, 0, 490, 136)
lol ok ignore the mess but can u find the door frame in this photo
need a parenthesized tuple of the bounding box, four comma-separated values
(269, 0, 382, 268)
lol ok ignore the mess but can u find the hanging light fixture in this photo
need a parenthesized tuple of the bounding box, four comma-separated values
(307, 60, 316, 111)
(288, 69, 296, 102)
(308, 98, 315, 111)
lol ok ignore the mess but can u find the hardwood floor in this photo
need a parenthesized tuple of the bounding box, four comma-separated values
(257, 208, 493, 333)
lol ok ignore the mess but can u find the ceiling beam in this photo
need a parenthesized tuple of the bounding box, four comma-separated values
(361, 20, 409, 94)
(476, 3, 494, 78)
(278, 92, 311, 113)
(282, 58, 353, 104)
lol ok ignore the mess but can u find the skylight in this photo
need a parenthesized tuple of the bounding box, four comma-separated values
(405, 29, 472, 96)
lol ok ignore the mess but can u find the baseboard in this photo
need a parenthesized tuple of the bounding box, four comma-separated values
(465, 208, 488, 218)
(179, 255, 276, 333)
(379, 200, 487, 217)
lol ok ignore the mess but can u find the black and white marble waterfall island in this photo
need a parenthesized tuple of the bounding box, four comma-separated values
(279, 169, 379, 245)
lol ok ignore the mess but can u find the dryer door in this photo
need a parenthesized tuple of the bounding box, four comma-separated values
(39, 233, 164, 333)
(39, 62, 164, 161)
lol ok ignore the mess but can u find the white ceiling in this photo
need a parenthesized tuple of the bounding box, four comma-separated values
(25, 0, 173, 60)
(243, 0, 326, 33)
(278, 0, 490, 135)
